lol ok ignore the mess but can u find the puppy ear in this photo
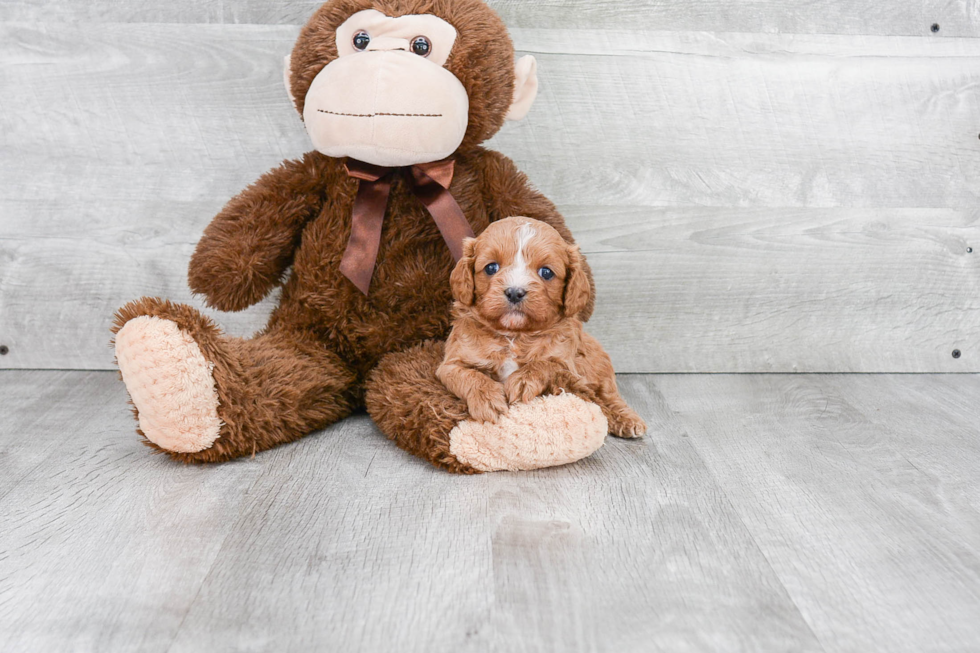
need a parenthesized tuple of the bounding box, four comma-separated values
(450, 238, 477, 306)
(563, 244, 591, 318)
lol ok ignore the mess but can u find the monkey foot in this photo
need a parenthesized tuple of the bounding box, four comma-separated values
(448, 393, 608, 472)
(114, 316, 222, 454)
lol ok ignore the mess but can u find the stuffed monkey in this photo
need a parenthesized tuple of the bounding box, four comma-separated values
(111, 0, 613, 473)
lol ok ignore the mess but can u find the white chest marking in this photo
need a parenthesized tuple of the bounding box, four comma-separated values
(498, 336, 519, 381)
(499, 357, 519, 382)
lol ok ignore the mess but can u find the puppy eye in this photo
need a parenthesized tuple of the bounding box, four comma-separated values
(353, 31, 371, 51)
(411, 36, 432, 57)
(539, 267, 555, 281)
(484, 263, 500, 276)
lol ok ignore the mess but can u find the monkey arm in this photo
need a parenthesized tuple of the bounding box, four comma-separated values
(474, 149, 597, 321)
(188, 152, 333, 312)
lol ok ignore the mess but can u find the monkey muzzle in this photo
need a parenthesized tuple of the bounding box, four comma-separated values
(303, 50, 470, 167)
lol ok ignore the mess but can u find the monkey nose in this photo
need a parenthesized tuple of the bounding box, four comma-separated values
(504, 287, 527, 304)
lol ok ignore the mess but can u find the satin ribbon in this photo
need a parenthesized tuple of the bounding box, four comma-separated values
(339, 158, 475, 296)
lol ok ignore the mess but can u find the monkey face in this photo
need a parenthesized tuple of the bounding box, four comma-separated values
(302, 10, 469, 166)
(288, 1, 540, 168)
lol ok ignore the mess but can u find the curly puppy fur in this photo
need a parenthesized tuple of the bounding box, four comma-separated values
(112, 0, 597, 471)
(438, 218, 647, 437)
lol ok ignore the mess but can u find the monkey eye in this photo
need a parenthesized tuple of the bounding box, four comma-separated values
(484, 263, 500, 276)
(353, 31, 371, 51)
(411, 36, 432, 57)
(539, 267, 555, 281)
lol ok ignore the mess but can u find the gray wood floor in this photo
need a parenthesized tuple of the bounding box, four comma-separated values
(1, 371, 978, 653)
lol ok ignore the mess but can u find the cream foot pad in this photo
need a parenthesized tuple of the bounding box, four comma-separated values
(114, 316, 222, 453)
(449, 393, 607, 472)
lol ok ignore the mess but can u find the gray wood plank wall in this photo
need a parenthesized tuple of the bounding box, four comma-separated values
(2, 0, 978, 36)
(1, 7, 978, 372)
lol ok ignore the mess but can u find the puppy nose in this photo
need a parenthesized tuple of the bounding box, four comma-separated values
(504, 287, 527, 304)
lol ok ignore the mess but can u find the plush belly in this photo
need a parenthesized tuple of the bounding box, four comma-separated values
(269, 183, 487, 365)
(273, 244, 456, 366)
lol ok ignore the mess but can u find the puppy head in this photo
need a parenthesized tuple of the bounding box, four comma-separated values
(450, 217, 591, 332)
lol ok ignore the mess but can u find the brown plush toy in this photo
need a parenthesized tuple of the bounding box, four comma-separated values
(111, 0, 620, 473)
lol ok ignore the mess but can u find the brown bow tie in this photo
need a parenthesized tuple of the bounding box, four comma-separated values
(340, 158, 475, 296)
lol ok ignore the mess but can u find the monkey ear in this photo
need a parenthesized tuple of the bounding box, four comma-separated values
(283, 53, 298, 111)
(450, 238, 478, 306)
(505, 55, 539, 122)
(564, 245, 591, 319)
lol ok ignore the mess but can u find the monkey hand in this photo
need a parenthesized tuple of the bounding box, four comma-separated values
(188, 156, 326, 312)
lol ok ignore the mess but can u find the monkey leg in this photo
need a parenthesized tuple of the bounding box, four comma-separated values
(365, 341, 608, 474)
(111, 297, 356, 463)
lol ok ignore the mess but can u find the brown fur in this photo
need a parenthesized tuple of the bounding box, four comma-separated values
(365, 340, 479, 474)
(112, 297, 358, 463)
(437, 218, 646, 436)
(113, 0, 596, 471)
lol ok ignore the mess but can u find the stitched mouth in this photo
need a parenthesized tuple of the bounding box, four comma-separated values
(317, 109, 443, 118)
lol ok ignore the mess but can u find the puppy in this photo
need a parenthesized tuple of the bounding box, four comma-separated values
(437, 217, 647, 438)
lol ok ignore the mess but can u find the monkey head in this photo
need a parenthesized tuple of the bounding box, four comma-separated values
(285, 0, 539, 167)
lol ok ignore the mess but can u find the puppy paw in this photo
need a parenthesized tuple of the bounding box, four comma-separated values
(466, 385, 509, 423)
(504, 371, 548, 405)
(608, 408, 647, 439)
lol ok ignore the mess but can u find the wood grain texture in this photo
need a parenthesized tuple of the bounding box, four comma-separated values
(167, 379, 822, 653)
(2, 202, 977, 372)
(495, 29, 980, 209)
(575, 207, 980, 374)
(478, 374, 822, 653)
(0, 370, 823, 653)
(2, 24, 979, 372)
(1, 0, 977, 37)
(654, 373, 980, 653)
(0, 370, 117, 500)
(5, 24, 980, 208)
(0, 23, 308, 205)
(0, 198, 281, 370)
(3, 371, 980, 651)
(0, 371, 269, 652)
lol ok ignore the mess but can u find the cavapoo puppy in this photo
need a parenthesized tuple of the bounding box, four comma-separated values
(437, 217, 647, 438)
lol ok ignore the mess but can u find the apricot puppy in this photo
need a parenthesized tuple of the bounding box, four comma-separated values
(437, 217, 646, 438)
